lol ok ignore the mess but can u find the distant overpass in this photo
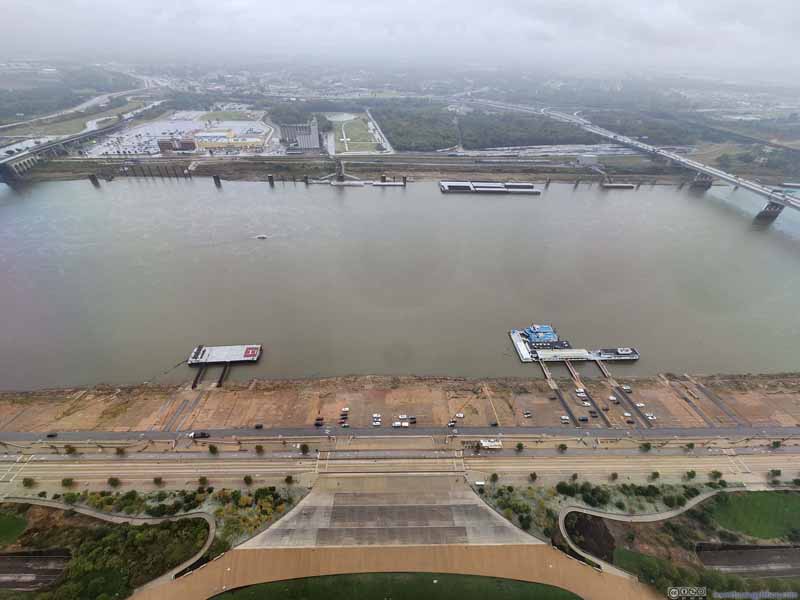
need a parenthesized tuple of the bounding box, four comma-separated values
(476, 100, 799, 222)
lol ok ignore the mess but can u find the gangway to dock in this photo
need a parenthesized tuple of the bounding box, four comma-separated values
(685, 374, 749, 427)
(563, 360, 583, 387)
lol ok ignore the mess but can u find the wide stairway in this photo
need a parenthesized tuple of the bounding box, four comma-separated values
(241, 473, 539, 547)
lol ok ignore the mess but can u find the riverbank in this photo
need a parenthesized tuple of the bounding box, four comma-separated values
(1, 372, 798, 434)
(16, 155, 701, 185)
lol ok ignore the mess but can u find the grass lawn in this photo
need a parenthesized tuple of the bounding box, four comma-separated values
(201, 111, 256, 121)
(335, 114, 380, 153)
(214, 573, 581, 600)
(613, 547, 671, 576)
(0, 512, 27, 546)
(710, 491, 800, 539)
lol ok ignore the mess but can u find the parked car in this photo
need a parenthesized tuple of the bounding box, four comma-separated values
(188, 431, 210, 439)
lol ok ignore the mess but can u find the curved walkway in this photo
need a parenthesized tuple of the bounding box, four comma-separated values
(2, 496, 216, 590)
(556, 485, 799, 577)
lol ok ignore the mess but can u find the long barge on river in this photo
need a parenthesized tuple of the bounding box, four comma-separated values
(439, 180, 541, 194)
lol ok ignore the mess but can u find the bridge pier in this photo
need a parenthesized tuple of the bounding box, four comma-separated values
(755, 201, 785, 222)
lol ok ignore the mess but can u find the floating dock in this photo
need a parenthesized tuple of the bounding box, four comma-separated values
(509, 324, 639, 364)
(600, 182, 635, 189)
(439, 181, 541, 194)
(188, 344, 262, 365)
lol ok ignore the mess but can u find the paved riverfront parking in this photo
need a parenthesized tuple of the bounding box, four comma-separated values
(1, 374, 800, 435)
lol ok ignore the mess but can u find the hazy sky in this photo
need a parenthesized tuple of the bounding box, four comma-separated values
(2, 0, 798, 77)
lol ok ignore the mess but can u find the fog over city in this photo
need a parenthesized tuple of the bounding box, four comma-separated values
(2, 0, 799, 78)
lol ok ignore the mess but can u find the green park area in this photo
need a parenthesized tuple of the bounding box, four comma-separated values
(0, 512, 27, 546)
(710, 491, 800, 539)
(215, 573, 580, 600)
(1, 100, 144, 137)
(334, 114, 381, 153)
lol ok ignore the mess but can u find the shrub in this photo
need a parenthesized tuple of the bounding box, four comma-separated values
(685, 470, 696, 480)
(61, 478, 74, 488)
(772, 441, 782, 449)
(610, 472, 619, 481)
(243, 475, 253, 486)
(555, 481, 577, 497)
(571, 473, 579, 482)
(198, 476, 208, 486)
(64, 445, 77, 455)
(615, 500, 626, 511)
(640, 442, 652, 452)
(22, 477, 35, 488)
(650, 471, 660, 481)
(664, 495, 677, 508)
(300, 443, 309, 455)
(515, 442, 524, 453)
(115, 447, 125, 456)
(709, 470, 722, 481)
(477, 486, 485, 495)
(685, 443, 695, 451)
(153, 476, 163, 486)
(285, 475, 294, 485)
(557, 444, 567, 453)
(529, 472, 537, 482)
(255, 445, 264, 455)
(208, 445, 218, 455)
(107, 477, 121, 488)
(769, 469, 782, 478)
(490, 473, 499, 483)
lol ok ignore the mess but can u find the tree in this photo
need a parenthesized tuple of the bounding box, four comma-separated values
(516, 442, 524, 453)
(153, 476, 163, 487)
(772, 441, 782, 449)
(255, 445, 264, 455)
(284, 475, 294, 485)
(716, 153, 733, 170)
(243, 475, 253, 486)
(115, 447, 125, 456)
(769, 469, 782, 478)
(610, 472, 619, 482)
(107, 477, 121, 488)
(640, 442, 652, 452)
(557, 444, 568, 453)
(709, 470, 723, 481)
(61, 478, 74, 488)
(650, 472, 660, 481)
(198, 476, 208, 487)
(685, 470, 697, 480)
(208, 444, 218, 455)
(22, 477, 34, 488)
(529, 472, 538, 482)
(685, 443, 695, 452)
(64, 445, 77, 455)
(300, 443, 309, 455)
(571, 473, 579, 482)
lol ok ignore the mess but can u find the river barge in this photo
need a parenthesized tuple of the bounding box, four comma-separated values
(439, 180, 541, 194)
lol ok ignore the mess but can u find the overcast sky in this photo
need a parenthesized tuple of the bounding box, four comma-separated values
(2, 0, 798, 78)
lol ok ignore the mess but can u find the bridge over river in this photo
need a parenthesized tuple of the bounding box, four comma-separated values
(477, 100, 800, 222)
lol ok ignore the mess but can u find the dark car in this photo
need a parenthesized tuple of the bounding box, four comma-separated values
(46, 432, 58, 439)
(254, 423, 263, 430)
(490, 421, 499, 427)
(314, 421, 323, 427)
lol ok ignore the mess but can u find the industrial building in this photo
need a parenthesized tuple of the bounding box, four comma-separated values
(278, 117, 321, 152)
(157, 136, 197, 153)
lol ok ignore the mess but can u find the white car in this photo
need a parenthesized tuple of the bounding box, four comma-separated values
(560, 415, 570, 422)
(608, 396, 617, 402)
(647, 415, 657, 421)
(398, 414, 408, 420)
(575, 388, 585, 394)
(455, 412, 464, 419)
(372, 420, 382, 427)
(372, 413, 381, 419)
(623, 412, 632, 417)
(635, 403, 645, 408)
(401, 421, 409, 427)
(341, 407, 350, 413)
(392, 421, 402, 428)
(582, 401, 591, 407)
